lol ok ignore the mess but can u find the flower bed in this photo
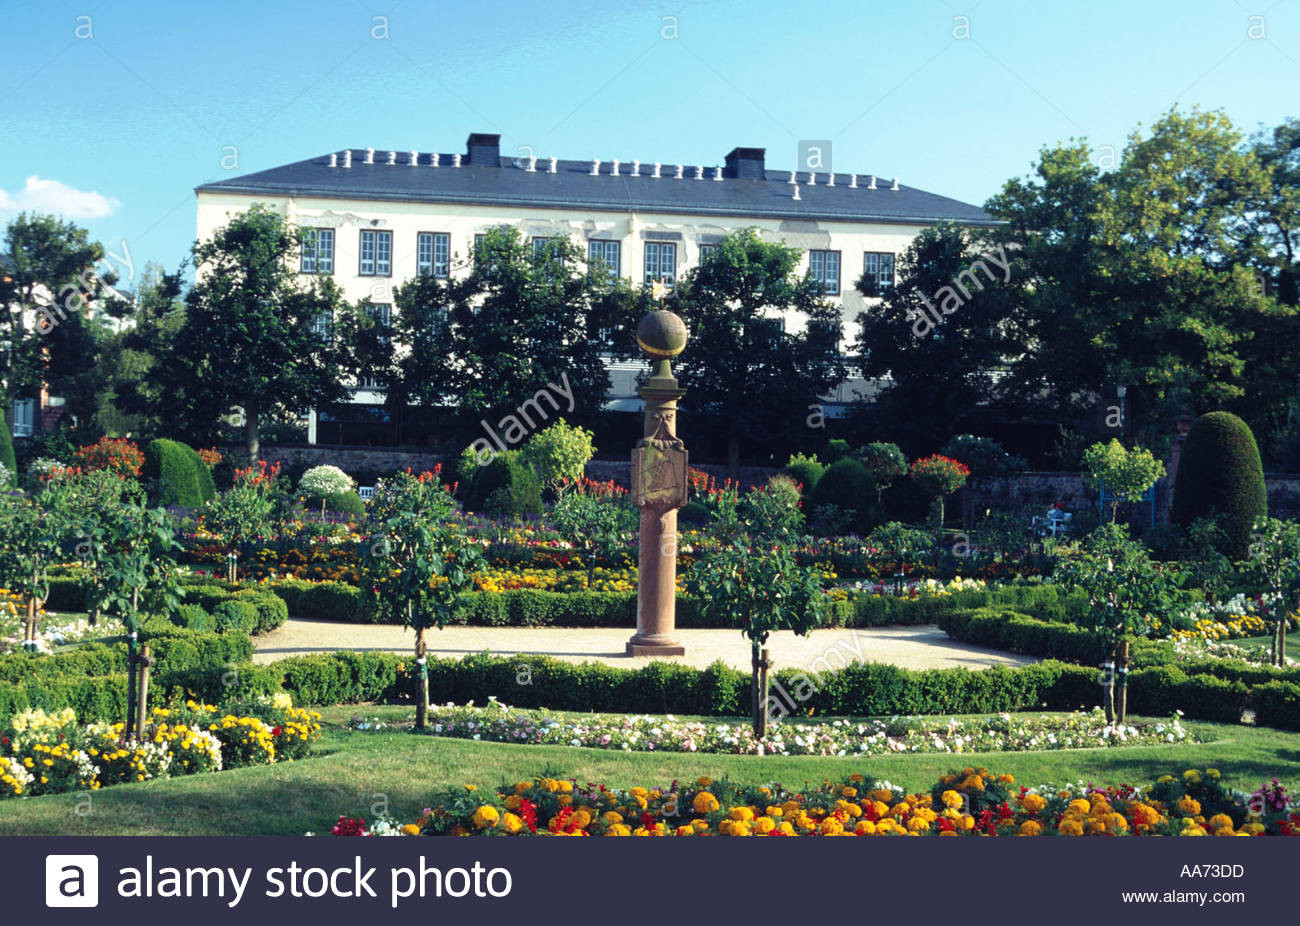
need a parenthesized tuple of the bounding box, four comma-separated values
(325, 766, 1299, 837)
(348, 702, 1199, 757)
(0, 695, 321, 798)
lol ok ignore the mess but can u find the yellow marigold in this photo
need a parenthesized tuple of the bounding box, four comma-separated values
(1183, 770, 1202, 784)
(606, 824, 631, 836)
(1058, 819, 1085, 837)
(1207, 814, 1234, 831)
(691, 819, 710, 833)
(1242, 822, 1266, 835)
(471, 805, 500, 829)
(819, 818, 845, 837)
(500, 813, 523, 834)
(997, 774, 1014, 785)
(400, 824, 421, 836)
(776, 822, 796, 836)
(907, 816, 930, 834)
(727, 806, 755, 823)
(849, 773, 863, 783)
(958, 815, 975, 831)
(1182, 824, 1207, 836)
(841, 786, 858, 798)
(1178, 797, 1201, 816)
(572, 809, 593, 829)
(855, 820, 877, 836)
(870, 788, 894, 803)
(503, 795, 522, 811)
(629, 786, 648, 798)
(1020, 793, 1046, 815)
(693, 792, 720, 814)
(1206, 768, 1221, 779)
(1067, 799, 1092, 817)
(602, 811, 623, 826)
(766, 805, 784, 817)
(696, 776, 713, 788)
(941, 790, 963, 809)
(753, 816, 776, 835)
(1018, 820, 1042, 836)
(1106, 813, 1129, 832)
(889, 801, 911, 818)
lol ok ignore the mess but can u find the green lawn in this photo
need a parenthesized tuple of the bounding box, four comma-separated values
(1, 706, 1297, 836)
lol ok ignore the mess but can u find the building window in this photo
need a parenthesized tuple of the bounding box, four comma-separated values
(359, 229, 392, 276)
(11, 398, 34, 437)
(311, 308, 333, 341)
(699, 243, 718, 263)
(808, 250, 841, 295)
(745, 317, 784, 348)
(644, 242, 677, 285)
(588, 240, 620, 279)
(417, 232, 450, 278)
(863, 252, 896, 292)
(300, 228, 334, 274)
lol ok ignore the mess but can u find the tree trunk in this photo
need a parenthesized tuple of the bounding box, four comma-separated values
(750, 645, 772, 739)
(23, 597, 37, 651)
(125, 632, 138, 742)
(244, 399, 261, 462)
(414, 626, 429, 730)
(1116, 640, 1130, 725)
(750, 645, 762, 738)
(135, 645, 153, 740)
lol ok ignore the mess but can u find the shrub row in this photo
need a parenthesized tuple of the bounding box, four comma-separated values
(938, 608, 1175, 667)
(8, 638, 1298, 731)
(42, 574, 287, 636)
(0, 624, 253, 687)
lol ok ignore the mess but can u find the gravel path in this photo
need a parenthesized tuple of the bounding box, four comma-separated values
(253, 619, 1034, 672)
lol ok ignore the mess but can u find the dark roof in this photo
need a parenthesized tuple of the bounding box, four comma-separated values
(196, 149, 994, 226)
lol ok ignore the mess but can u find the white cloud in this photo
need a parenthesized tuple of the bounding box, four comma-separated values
(0, 175, 121, 220)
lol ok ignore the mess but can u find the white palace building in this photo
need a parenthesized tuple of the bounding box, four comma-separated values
(194, 132, 993, 443)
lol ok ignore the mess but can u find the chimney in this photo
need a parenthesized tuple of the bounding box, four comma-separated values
(723, 147, 765, 180)
(548, 156, 557, 173)
(328, 153, 338, 167)
(343, 150, 352, 168)
(410, 150, 419, 165)
(890, 177, 900, 191)
(432, 153, 440, 167)
(386, 150, 396, 165)
(465, 132, 501, 166)
(364, 147, 375, 164)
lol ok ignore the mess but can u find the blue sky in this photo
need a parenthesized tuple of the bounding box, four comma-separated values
(3, 0, 1297, 284)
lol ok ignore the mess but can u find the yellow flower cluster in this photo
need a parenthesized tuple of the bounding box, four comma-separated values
(473, 566, 676, 595)
(1171, 614, 1270, 644)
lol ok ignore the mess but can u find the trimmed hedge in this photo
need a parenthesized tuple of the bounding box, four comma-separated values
(142, 438, 208, 507)
(1252, 681, 1300, 731)
(1171, 412, 1268, 558)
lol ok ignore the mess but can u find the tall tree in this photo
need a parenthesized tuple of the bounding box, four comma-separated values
(852, 222, 1017, 454)
(987, 109, 1282, 447)
(671, 228, 846, 471)
(368, 227, 640, 443)
(0, 213, 112, 435)
(163, 206, 354, 459)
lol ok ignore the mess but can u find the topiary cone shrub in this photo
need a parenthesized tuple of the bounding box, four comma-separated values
(1171, 411, 1267, 559)
(142, 438, 210, 508)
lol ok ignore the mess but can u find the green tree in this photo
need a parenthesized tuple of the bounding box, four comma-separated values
(1080, 439, 1165, 522)
(1056, 523, 1172, 722)
(550, 479, 637, 579)
(162, 206, 355, 459)
(519, 418, 595, 490)
(672, 228, 846, 472)
(686, 490, 828, 737)
(0, 213, 115, 436)
(360, 510, 486, 729)
(371, 228, 635, 440)
(204, 460, 282, 580)
(0, 487, 67, 649)
(1244, 517, 1300, 666)
(987, 111, 1278, 443)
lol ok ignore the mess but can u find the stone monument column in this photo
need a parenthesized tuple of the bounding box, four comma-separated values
(628, 309, 689, 658)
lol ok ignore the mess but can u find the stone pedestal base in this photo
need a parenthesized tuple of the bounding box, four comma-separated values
(627, 638, 686, 658)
